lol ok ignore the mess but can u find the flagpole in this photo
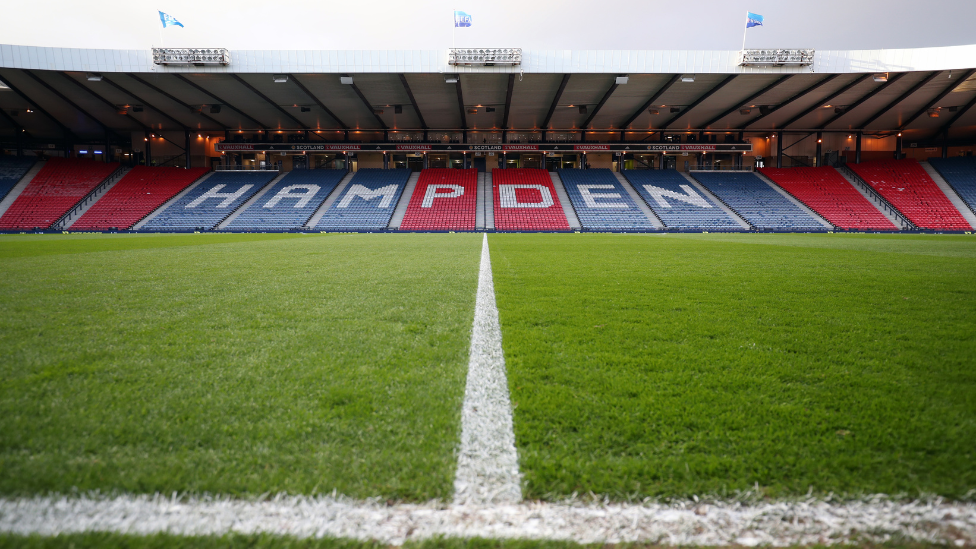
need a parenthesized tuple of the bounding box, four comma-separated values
(158, 9, 164, 48)
(741, 11, 748, 52)
(452, 8, 456, 50)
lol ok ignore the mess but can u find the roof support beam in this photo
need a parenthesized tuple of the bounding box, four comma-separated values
(23, 71, 126, 141)
(172, 74, 266, 129)
(0, 70, 81, 142)
(58, 73, 151, 132)
(290, 74, 349, 129)
(582, 79, 621, 128)
(397, 74, 426, 130)
(230, 74, 308, 129)
(621, 74, 681, 129)
(101, 76, 188, 130)
(899, 69, 976, 131)
(345, 80, 387, 129)
(502, 74, 515, 129)
(816, 72, 907, 129)
(455, 79, 467, 130)
(542, 74, 571, 129)
(700, 75, 792, 129)
(126, 74, 226, 129)
(934, 89, 976, 137)
(741, 74, 840, 129)
(775, 74, 872, 130)
(661, 75, 737, 129)
(0, 106, 23, 132)
(857, 71, 940, 129)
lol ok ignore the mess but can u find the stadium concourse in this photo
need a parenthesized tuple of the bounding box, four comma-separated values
(1, 157, 975, 232)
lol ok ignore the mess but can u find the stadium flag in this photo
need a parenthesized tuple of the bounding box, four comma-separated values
(158, 11, 184, 28)
(746, 12, 764, 28)
(454, 11, 472, 27)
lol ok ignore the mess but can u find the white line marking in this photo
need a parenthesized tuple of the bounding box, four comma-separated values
(2, 495, 975, 546)
(453, 233, 522, 505)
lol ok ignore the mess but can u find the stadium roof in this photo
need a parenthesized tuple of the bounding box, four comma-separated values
(1, 45, 975, 145)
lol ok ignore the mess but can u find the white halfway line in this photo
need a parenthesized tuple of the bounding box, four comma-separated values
(2, 234, 976, 544)
(453, 232, 522, 505)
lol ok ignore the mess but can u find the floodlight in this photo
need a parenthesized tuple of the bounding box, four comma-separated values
(681, 75, 695, 83)
(86, 73, 102, 81)
(445, 74, 459, 84)
(615, 76, 629, 85)
(273, 75, 289, 83)
(340, 76, 354, 85)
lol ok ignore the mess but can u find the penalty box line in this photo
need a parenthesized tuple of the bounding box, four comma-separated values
(453, 233, 522, 505)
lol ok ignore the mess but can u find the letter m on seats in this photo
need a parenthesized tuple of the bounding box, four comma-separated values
(338, 184, 399, 209)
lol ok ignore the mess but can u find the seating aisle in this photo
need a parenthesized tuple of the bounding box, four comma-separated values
(225, 170, 347, 230)
(399, 168, 478, 231)
(0, 158, 119, 230)
(621, 170, 741, 230)
(314, 169, 411, 231)
(558, 169, 656, 231)
(759, 167, 895, 230)
(71, 166, 210, 230)
(847, 159, 969, 230)
(141, 171, 277, 231)
(692, 171, 826, 230)
(0, 157, 36, 203)
(492, 168, 570, 231)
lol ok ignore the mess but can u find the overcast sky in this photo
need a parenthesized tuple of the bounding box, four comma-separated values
(2, 0, 973, 52)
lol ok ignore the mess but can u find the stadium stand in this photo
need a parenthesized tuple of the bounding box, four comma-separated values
(141, 171, 277, 231)
(621, 170, 741, 230)
(0, 157, 36, 204)
(0, 158, 120, 230)
(927, 157, 976, 216)
(759, 167, 896, 230)
(70, 166, 210, 230)
(399, 168, 478, 231)
(225, 170, 347, 230)
(692, 172, 826, 230)
(492, 169, 570, 231)
(314, 168, 411, 230)
(558, 169, 656, 231)
(847, 159, 970, 230)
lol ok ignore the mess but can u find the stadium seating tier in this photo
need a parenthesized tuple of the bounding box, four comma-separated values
(759, 167, 895, 230)
(927, 157, 976, 218)
(0, 157, 36, 205)
(71, 166, 210, 230)
(0, 158, 120, 229)
(314, 169, 411, 230)
(226, 170, 347, 230)
(621, 170, 741, 230)
(492, 169, 570, 231)
(692, 172, 825, 230)
(847, 159, 969, 230)
(399, 168, 478, 231)
(141, 171, 277, 230)
(558, 169, 656, 231)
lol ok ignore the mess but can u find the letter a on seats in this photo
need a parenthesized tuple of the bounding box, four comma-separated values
(264, 184, 321, 208)
(498, 184, 554, 208)
(338, 184, 399, 209)
(186, 184, 254, 208)
(422, 184, 464, 207)
(642, 184, 711, 208)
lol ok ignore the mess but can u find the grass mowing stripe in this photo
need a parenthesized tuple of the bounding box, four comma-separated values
(490, 233, 976, 501)
(1, 495, 975, 545)
(454, 234, 521, 505)
(0, 233, 481, 500)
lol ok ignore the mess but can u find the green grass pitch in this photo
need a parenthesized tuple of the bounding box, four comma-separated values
(490, 233, 976, 501)
(1, 232, 974, 505)
(0, 233, 482, 500)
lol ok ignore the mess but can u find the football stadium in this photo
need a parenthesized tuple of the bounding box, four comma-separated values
(1, 1, 976, 546)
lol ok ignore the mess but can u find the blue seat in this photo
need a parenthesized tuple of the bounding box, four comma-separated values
(315, 169, 411, 230)
(142, 171, 277, 230)
(621, 170, 740, 229)
(691, 172, 824, 230)
(226, 170, 347, 230)
(558, 169, 656, 231)
(0, 157, 36, 203)
(928, 157, 976, 214)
